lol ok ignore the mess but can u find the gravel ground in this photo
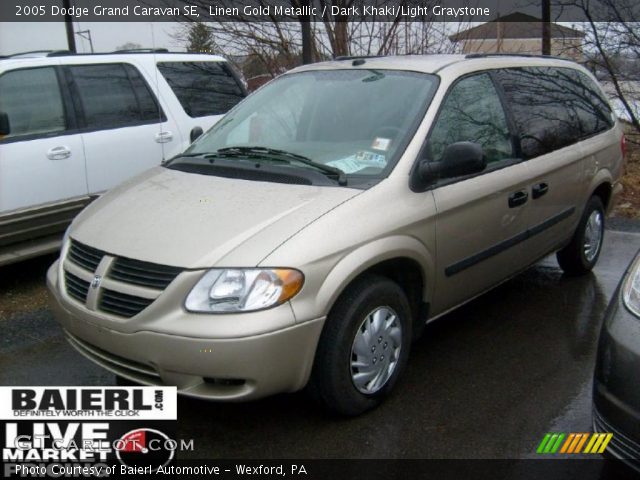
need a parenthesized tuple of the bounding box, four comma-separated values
(0, 253, 56, 320)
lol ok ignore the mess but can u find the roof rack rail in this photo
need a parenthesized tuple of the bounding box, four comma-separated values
(334, 55, 385, 61)
(47, 50, 75, 57)
(465, 53, 565, 60)
(0, 49, 224, 61)
(113, 48, 169, 53)
(5, 50, 73, 58)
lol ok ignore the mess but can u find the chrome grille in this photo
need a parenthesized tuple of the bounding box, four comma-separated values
(64, 239, 182, 318)
(109, 257, 182, 289)
(68, 240, 105, 271)
(64, 271, 90, 304)
(99, 288, 155, 318)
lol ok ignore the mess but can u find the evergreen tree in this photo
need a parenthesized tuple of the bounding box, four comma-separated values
(187, 23, 215, 53)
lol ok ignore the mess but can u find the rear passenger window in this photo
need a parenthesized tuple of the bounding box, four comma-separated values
(157, 62, 245, 117)
(0, 67, 66, 139)
(574, 71, 614, 136)
(427, 73, 513, 166)
(70, 64, 163, 130)
(496, 67, 613, 159)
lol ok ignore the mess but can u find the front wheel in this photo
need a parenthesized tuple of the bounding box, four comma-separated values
(308, 275, 412, 416)
(557, 196, 605, 275)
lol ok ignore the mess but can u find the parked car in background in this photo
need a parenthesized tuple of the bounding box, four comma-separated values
(47, 54, 624, 415)
(594, 249, 640, 473)
(0, 50, 246, 266)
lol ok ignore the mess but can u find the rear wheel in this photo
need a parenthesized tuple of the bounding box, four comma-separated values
(308, 275, 412, 416)
(557, 196, 605, 275)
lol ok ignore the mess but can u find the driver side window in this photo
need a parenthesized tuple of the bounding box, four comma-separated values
(427, 73, 513, 166)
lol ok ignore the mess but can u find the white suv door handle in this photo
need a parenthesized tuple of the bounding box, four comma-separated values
(46, 146, 71, 160)
(155, 131, 173, 144)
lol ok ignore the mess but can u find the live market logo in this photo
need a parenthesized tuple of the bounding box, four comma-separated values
(116, 428, 175, 471)
(0, 386, 177, 477)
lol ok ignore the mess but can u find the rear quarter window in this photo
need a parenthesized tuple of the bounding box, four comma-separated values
(496, 66, 614, 159)
(157, 61, 246, 118)
(573, 70, 615, 136)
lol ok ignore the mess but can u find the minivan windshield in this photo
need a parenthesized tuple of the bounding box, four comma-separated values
(177, 69, 438, 185)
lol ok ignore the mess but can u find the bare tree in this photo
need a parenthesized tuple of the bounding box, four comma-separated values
(172, 0, 468, 79)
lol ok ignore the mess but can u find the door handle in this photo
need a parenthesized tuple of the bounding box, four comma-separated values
(508, 190, 529, 208)
(155, 131, 173, 144)
(532, 182, 549, 199)
(46, 146, 71, 160)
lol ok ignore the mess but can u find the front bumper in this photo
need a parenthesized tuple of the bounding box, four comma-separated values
(593, 282, 640, 472)
(47, 260, 325, 400)
(594, 407, 640, 472)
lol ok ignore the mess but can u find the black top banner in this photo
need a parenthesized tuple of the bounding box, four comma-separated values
(2, 0, 639, 22)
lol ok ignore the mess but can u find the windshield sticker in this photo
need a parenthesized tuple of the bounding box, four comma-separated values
(326, 157, 366, 173)
(372, 137, 391, 151)
(355, 151, 386, 166)
(327, 151, 386, 173)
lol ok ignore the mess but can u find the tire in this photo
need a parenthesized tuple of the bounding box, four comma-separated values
(308, 274, 412, 416)
(557, 196, 605, 276)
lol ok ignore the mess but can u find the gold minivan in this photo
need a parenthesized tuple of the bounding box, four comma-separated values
(47, 54, 625, 415)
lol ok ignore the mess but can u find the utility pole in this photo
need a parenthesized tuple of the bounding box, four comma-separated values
(76, 30, 94, 53)
(62, 0, 77, 52)
(542, 0, 551, 55)
(301, 0, 312, 64)
(301, 23, 312, 64)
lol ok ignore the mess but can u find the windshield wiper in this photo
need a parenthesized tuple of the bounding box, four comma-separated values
(163, 152, 214, 166)
(217, 146, 347, 186)
(165, 151, 243, 166)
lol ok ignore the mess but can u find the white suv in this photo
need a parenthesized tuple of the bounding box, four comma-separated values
(0, 51, 246, 266)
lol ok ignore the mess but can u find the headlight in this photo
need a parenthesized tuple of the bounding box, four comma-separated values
(185, 268, 304, 313)
(623, 254, 640, 317)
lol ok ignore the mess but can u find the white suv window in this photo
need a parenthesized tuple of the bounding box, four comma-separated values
(0, 67, 66, 139)
(69, 64, 162, 130)
(157, 62, 245, 117)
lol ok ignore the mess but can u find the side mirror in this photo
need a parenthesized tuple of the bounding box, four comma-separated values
(420, 141, 486, 181)
(190, 126, 203, 143)
(0, 112, 10, 136)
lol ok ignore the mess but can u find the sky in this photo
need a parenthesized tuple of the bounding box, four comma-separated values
(0, 22, 181, 55)
(0, 19, 587, 57)
(0, 20, 478, 56)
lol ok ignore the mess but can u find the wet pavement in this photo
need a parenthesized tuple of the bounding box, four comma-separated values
(1, 227, 640, 460)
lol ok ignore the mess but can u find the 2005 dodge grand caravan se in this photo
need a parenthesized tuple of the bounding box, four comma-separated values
(48, 54, 625, 415)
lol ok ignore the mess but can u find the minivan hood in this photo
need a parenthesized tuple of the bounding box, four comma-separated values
(71, 167, 360, 268)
